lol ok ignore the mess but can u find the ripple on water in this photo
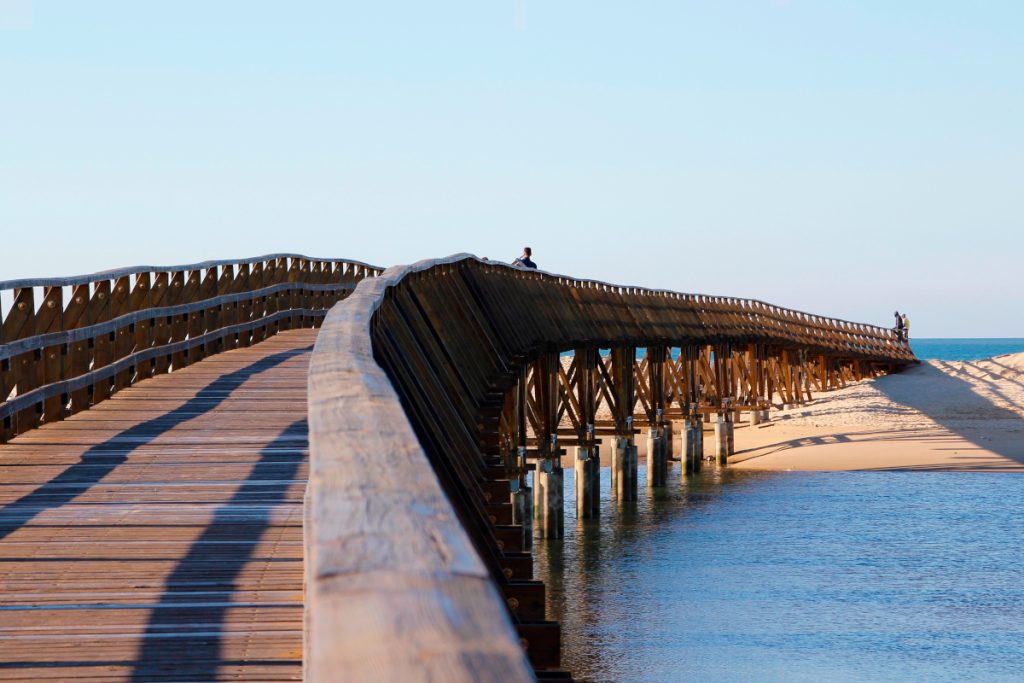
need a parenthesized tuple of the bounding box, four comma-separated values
(533, 468, 1024, 683)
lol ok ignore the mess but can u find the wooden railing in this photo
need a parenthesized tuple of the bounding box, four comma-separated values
(307, 254, 916, 682)
(0, 254, 381, 442)
(306, 256, 535, 682)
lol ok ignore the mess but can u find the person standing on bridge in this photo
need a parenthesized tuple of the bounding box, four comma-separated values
(894, 311, 904, 342)
(902, 313, 910, 342)
(513, 247, 537, 269)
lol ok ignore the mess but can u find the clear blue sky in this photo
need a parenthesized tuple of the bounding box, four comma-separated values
(2, 2, 1021, 336)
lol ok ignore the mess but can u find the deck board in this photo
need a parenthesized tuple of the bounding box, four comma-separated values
(0, 330, 316, 682)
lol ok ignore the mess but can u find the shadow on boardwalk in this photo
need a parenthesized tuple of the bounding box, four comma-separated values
(130, 419, 307, 682)
(0, 346, 312, 540)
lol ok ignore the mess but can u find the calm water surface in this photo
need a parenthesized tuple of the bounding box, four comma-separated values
(535, 467, 1024, 682)
(909, 338, 1024, 361)
(566, 339, 1024, 363)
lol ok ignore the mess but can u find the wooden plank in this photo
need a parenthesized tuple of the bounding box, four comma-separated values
(0, 329, 317, 682)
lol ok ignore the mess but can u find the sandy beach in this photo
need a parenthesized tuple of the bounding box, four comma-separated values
(731, 353, 1024, 471)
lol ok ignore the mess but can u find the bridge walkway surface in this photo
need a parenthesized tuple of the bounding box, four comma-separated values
(0, 328, 316, 682)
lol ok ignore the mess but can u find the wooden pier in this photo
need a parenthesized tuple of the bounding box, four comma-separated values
(1, 253, 915, 681)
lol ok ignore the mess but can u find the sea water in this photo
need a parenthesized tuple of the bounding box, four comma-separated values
(537, 336, 1024, 682)
(909, 338, 1024, 362)
(536, 468, 1024, 683)
(567, 339, 1024, 363)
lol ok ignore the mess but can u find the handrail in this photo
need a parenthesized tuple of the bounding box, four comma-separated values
(305, 259, 536, 682)
(1, 307, 325, 420)
(1, 254, 382, 441)
(0, 252, 380, 290)
(306, 253, 916, 681)
(0, 282, 351, 361)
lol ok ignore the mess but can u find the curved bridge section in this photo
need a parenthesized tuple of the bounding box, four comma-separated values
(308, 255, 915, 682)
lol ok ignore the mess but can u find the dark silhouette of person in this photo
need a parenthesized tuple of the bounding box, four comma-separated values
(894, 310, 904, 342)
(512, 247, 537, 269)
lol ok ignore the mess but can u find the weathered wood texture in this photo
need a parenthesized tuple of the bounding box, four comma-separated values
(0, 329, 316, 682)
(306, 266, 536, 683)
(1, 254, 381, 443)
(311, 253, 917, 682)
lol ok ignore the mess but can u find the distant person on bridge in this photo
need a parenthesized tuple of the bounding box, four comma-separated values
(894, 311, 904, 342)
(902, 313, 910, 341)
(512, 247, 537, 269)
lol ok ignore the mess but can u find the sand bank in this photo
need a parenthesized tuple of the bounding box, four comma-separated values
(731, 353, 1024, 471)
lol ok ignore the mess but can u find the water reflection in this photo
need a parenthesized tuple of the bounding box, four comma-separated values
(534, 465, 1024, 682)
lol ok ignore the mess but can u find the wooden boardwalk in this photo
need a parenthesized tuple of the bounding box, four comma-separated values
(0, 329, 316, 682)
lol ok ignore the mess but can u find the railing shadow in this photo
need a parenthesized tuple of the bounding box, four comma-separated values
(0, 345, 312, 540)
(868, 361, 1024, 469)
(129, 419, 307, 682)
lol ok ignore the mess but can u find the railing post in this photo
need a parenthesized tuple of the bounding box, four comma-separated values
(38, 285, 65, 423)
(16, 288, 40, 435)
(3, 288, 37, 437)
(0, 301, 8, 442)
(64, 283, 91, 414)
(151, 271, 172, 374)
(130, 272, 154, 381)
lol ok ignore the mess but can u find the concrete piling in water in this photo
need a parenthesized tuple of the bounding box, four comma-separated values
(714, 413, 734, 466)
(683, 420, 703, 474)
(609, 439, 618, 495)
(589, 447, 601, 516)
(629, 442, 639, 499)
(533, 466, 546, 533)
(613, 435, 638, 501)
(574, 447, 588, 518)
(714, 414, 725, 461)
(534, 458, 564, 538)
(646, 427, 667, 488)
(574, 446, 599, 518)
(646, 428, 656, 488)
(511, 484, 533, 549)
(666, 420, 678, 461)
(726, 415, 735, 460)
(659, 430, 668, 484)
(682, 404, 703, 475)
(511, 446, 533, 547)
(549, 464, 564, 537)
